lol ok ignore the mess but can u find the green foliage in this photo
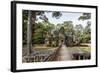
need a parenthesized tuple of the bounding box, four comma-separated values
(78, 13, 91, 21)
(52, 11, 62, 19)
(32, 32, 44, 44)
(23, 10, 91, 47)
(23, 10, 28, 45)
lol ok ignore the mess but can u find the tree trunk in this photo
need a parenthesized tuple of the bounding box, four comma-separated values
(27, 11, 36, 55)
(27, 11, 32, 55)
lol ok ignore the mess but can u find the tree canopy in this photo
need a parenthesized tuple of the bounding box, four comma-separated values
(23, 10, 91, 47)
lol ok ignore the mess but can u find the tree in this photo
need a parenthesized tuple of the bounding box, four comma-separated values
(33, 21, 55, 46)
(74, 24, 83, 45)
(82, 21, 91, 43)
(52, 12, 62, 19)
(63, 21, 74, 35)
(23, 10, 45, 55)
(27, 11, 41, 55)
(23, 10, 63, 55)
(78, 13, 91, 21)
(78, 13, 91, 43)
(22, 10, 28, 45)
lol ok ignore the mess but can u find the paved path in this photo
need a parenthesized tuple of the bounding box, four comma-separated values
(55, 44, 72, 61)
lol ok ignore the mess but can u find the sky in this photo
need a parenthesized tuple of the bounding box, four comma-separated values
(37, 11, 91, 28)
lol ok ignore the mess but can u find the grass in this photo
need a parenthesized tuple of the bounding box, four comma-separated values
(23, 44, 91, 53)
(67, 46, 91, 53)
(33, 44, 57, 51)
(32, 46, 91, 55)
